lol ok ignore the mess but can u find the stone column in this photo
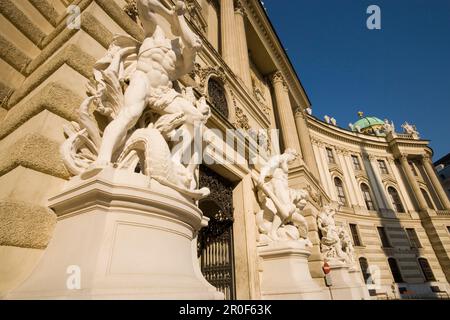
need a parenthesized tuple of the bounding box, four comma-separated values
(234, 1, 252, 89)
(422, 155, 450, 210)
(398, 154, 428, 211)
(294, 108, 320, 179)
(221, 0, 240, 74)
(269, 71, 302, 156)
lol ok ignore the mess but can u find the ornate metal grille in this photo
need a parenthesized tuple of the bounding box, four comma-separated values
(198, 165, 235, 300)
(208, 78, 229, 118)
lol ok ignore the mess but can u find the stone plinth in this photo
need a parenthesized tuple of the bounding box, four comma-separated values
(258, 241, 328, 300)
(327, 263, 369, 300)
(7, 168, 223, 300)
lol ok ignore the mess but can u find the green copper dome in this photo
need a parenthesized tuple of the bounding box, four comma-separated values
(353, 116, 384, 130)
(351, 112, 386, 135)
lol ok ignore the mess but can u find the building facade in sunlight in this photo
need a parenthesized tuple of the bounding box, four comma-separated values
(1, 0, 449, 299)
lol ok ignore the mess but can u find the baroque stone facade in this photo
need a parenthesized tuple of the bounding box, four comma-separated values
(0, 0, 449, 300)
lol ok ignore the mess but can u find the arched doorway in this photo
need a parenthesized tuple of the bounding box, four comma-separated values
(197, 165, 236, 299)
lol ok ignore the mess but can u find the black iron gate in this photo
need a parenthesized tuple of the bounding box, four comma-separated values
(198, 166, 236, 300)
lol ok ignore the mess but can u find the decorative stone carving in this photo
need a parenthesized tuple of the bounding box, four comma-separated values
(61, 0, 211, 200)
(185, 0, 207, 33)
(192, 64, 226, 94)
(124, 0, 138, 22)
(317, 204, 355, 266)
(383, 119, 395, 134)
(253, 149, 312, 246)
(402, 122, 420, 139)
(234, 0, 245, 16)
(234, 106, 250, 130)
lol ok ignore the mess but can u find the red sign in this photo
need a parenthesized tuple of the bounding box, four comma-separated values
(323, 262, 331, 275)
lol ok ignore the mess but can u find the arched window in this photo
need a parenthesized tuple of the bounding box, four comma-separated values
(388, 258, 403, 283)
(420, 188, 435, 209)
(334, 177, 347, 206)
(208, 78, 228, 118)
(388, 187, 405, 213)
(418, 258, 436, 282)
(359, 257, 373, 284)
(361, 183, 375, 211)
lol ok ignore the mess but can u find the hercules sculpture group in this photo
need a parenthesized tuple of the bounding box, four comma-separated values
(61, 0, 211, 199)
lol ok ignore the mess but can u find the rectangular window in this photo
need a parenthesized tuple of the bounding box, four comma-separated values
(405, 228, 422, 248)
(377, 227, 391, 247)
(378, 160, 389, 174)
(326, 148, 335, 164)
(352, 155, 362, 171)
(349, 223, 362, 247)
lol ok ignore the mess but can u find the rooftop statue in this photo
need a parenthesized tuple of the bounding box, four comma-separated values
(402, 122, 420, 139)
(61, 0, 211, 199)
(253, 149, 312, 246)
(383, 119, 395, 134)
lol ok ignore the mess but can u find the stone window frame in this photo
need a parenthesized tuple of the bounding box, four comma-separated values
(417, 257, 436, 282)
(331, 174, 350, 208)
(359, 182, 377, 212)
(385, 184, 406, 214)
(405, 227, 422, 249)
(378, 159, 389, 175)
(387, 257, 404, 283)
(351, 154, 363, 171)
(348, 223, 363, 247)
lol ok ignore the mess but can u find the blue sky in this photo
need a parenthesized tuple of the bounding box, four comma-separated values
(262, 0, 450, 160)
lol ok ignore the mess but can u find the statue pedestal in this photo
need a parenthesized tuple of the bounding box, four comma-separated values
(258, 241, 329, 300)
(327, 263, 369, 300)
(7, 168, 223, 300)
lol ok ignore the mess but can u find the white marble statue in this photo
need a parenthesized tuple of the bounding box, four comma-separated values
(253, 149, 311, 246)
(317, 204, 355, 265)
(306, 107, 313, 115)
(330, 117, 337, 126)
(383, 119, 395, 134)
(61, 0, 210, 199)
(402, 122, 420, 138)
(324, 115, 331, 124)
(348, 123, 354, 131)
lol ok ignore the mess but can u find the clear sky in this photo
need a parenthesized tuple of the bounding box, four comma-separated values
(262, 0, 450, 160)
